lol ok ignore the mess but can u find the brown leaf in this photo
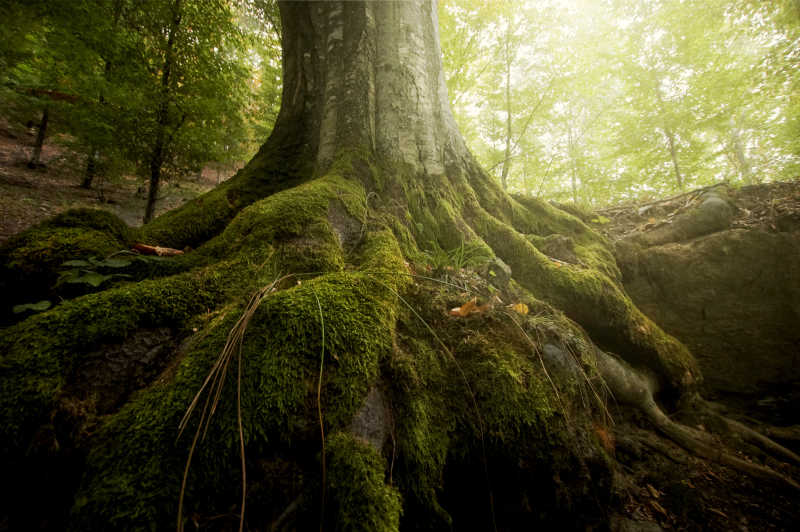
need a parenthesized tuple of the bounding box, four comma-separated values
(646, 484, 661, 499)
(450, 298, 477, 317)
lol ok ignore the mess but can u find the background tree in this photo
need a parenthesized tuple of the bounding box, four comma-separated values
(441, 0, 800, 205)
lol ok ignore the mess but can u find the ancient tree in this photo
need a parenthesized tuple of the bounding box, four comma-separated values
(1, 2, 797, 530)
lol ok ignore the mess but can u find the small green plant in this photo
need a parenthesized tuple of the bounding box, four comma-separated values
(57, 256, 135, 287)
(56, 251, 168, 288)
(423, 239, 493, 271)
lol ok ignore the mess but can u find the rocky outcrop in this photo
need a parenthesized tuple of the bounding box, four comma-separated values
(607, 183, 800, 424)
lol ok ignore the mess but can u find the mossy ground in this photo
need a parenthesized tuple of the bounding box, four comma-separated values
(1, 151, 701, 530)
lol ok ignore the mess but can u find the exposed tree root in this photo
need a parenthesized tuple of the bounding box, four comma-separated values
(596, 350, 800, 491)
(695, 401, 800, 466)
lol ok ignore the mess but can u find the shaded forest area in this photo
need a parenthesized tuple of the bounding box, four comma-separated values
(1, 1, 799, 532)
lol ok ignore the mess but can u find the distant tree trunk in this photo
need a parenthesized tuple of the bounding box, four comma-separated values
(82, 0, 122, 190)
(28, 106, 49, 169)
(81, 148, 99, 189)
(500, 33, 513, 191)
(730, 127, 753, 184)
(568, 126, 579, 204)
(664, 126, 683, 190)
(144, 0, 182, 224)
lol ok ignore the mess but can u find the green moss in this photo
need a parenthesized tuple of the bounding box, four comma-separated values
(195, 173, 368, 273)
(382, 277, 611, 527)
(70, 230, 406, 529)
(471, 206, 698, 394)
(326, 432, 402, 532)
(139, 178, 239, 249)
(0, 209, 136, 323)
(0, 267, 228, 456)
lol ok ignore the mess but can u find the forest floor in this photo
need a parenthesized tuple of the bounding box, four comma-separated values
(0, 118, 222, 244)
(593, 179, 800, 240)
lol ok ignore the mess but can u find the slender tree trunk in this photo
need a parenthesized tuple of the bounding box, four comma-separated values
(83, 7, 121, 190)
(730, 128, 753, 184)
(664, 126, 683, 190)
(81, 148, 99, 189)
(144, 0, 182, 224)
(568, 126, 579, 204)
(83, 0, 123, 190)
(28, 106, 49, 169)
(501, 34, 513, 191)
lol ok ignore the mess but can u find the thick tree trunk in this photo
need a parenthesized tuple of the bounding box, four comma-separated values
(271, 0, 467, 176)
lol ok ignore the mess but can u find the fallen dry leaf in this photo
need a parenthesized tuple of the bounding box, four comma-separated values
(449, 297, 491, 317)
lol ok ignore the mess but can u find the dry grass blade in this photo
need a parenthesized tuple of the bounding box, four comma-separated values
(176, 274, 295, 532)
(309, 286, 327, 532)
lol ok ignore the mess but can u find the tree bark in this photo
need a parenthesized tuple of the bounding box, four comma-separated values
(28, 106, 49, 169)
(81, 148, 98, 189)
(665, 126, 683, 190)
(270, 0, 467, 176)
(144, 0, 182, 224)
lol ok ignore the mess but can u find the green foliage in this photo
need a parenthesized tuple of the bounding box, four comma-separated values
(0, 0, 283, 201)
(55, 253, 171, 288)
(441, 0, 800, 205)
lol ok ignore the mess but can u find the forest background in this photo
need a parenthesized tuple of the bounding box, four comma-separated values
(1, 0, 797, 220)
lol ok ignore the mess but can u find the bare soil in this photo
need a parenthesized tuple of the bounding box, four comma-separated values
(0, 118, 222, 244)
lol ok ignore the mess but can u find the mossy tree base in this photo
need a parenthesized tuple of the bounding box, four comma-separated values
(2, 148, 796, 530)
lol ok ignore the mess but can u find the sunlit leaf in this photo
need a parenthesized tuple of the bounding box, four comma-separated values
(509, 302, 528, 315)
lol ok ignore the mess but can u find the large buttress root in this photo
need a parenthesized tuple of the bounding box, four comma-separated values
(595, 349, 800, 490)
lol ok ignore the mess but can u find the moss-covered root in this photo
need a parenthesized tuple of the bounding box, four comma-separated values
(596, 350, 800, 491)
(0, 267, 229, 456)
(470, 205, 698, 396)
(71, 230, 408, 529)
(325, 432, 402, 532)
